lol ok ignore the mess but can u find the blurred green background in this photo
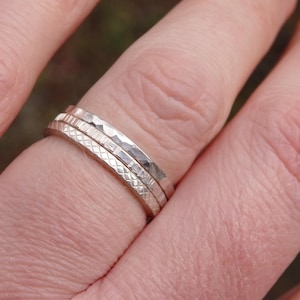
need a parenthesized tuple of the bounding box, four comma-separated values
(0, 1, 299, 298)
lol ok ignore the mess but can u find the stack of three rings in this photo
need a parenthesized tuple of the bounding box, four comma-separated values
(45, 106, 174, 219)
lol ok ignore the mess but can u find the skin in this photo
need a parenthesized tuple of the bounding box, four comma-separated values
(279, 285, 300, 300)
(0, 0, 299, 299)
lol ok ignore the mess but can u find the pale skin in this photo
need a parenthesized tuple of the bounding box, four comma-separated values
(0, 0, 300, 299)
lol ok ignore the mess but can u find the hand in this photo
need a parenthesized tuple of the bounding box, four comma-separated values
(0, 0, 299, 299)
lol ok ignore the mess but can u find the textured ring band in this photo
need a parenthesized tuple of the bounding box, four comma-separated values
(45, 121, 161, 217)
(66, 105, 174, 199)
(55, 112, 167, 207)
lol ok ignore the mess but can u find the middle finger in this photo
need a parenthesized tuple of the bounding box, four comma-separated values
(80, 0, 295, 183)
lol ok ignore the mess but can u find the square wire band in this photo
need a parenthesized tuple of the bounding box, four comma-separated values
(55, 113, 167, 208)
(66, 105, 174, 200)
(45, 121, 161, 217)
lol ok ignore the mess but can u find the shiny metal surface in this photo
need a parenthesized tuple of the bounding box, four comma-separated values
(55, 113, 167, 207)
(46, 121, 161, 217)
(66, 106, 174, 199)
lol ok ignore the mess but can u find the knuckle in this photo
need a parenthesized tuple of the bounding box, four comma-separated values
(119, 49, 224, 154)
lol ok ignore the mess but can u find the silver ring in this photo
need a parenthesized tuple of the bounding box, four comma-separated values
(45, 121, 161, 217)
(55, 112, 167, 207)
(45, 106, 174, 218)
(66, 105, 174, 199)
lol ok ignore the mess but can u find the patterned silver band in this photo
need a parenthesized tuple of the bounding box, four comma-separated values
(55, 112, 167, 207)
(45, 121, 161, 217)
(45, 105, 175, 218)
(66, 105, 174, 199)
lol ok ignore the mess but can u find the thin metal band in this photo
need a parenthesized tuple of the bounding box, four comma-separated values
(45, 121, 161, 217)
(66, 106, 174, 199)
(55, 112, 167, 207)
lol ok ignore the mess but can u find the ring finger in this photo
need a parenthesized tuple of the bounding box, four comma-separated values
(0, 0, 296, 298)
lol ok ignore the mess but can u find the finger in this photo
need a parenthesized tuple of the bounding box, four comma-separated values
(0, 0, 296, 298)
(279, 285, 300, 300)
(0, 0, 99, 136)
(79, 0, 296, 183)
(83, 23, 300, 300)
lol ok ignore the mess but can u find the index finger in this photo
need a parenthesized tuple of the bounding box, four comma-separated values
(0, 0, 99, 136)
